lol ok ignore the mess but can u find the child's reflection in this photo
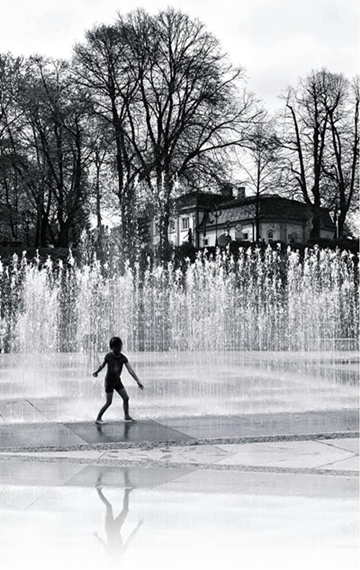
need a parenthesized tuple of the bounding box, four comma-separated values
(93, 482, 143, 563)
(95, 421, 133, 440)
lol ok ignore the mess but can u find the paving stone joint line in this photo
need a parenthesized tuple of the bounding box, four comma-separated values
(316, 438, 360, 455)
(0, 430, 358, 454)
(0, 452, 357, 478)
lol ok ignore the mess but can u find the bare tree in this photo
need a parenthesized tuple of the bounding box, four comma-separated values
(280, 70, 331, 237)
(237, 119, 282, 240)
(279, 69, 359, 238)
(86, 116, 114, 230)
(120, 8, 261, 251)
(73, 24, 141, 254)
(322, 75, 359, 237)
(73, 8, 262, 256)
(0, 54, 27, 242)
(18, 57, 93, 247)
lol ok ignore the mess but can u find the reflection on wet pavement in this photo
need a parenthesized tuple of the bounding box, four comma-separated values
(94, 476, 143, 567)
(0, 462, 358, 570)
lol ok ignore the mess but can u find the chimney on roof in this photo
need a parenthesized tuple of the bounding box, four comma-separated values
(234, 186, 246, 200)
(221, 182, 234, 198)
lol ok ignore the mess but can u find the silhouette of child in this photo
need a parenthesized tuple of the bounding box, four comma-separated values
(93, 337, 144, 424)
(94, 483, 143, 564)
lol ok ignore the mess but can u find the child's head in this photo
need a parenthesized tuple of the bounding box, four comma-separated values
(109, 336, 123, 354)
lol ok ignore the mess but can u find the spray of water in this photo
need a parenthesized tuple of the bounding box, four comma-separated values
(0, 246, 357, 354)
(0, 246, 358, 422)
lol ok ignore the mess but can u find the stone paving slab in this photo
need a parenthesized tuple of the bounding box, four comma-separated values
(0, 458, 358, 500)
(215, 440, 357, 469)
(0, 449, 106, 460)
(62, 463, 191, 489)
(89, 439, 359, 472)
(0, 459, 190, 489)
(0, 410, 358, 453)
(0, 399, 47, 423)
(157, 409, 359, 439)
(319, 456, 360, 472)
(155, 469, 359, 498)
(1, 438, 358, 477)
(63, 420, 195, 445)
(101, 444, 229, 465)
(319, 438, 359, 454)
(0, 459, 87, 486)
(0, 422, 87, 449)
(0, 485, 46, 510)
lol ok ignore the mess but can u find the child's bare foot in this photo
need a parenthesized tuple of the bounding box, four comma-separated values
(124, 416, 137, 422)
(95, 419, 107, 425)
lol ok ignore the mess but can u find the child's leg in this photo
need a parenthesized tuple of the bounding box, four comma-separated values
(116, 388, 131, 419)
(96, 487, 114, 520)
(112, 489, 132, 532)
(97, 393, 113, 420)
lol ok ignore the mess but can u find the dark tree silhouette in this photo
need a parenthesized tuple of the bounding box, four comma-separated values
(279, 69, 359, 238)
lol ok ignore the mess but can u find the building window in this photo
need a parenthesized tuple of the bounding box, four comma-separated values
(289, 232, 298, 243)
(169, 220, 175, 232)
(181, 217, 189, 230)
(203, 237, 208, 246)
(242, 232, 248, 240)
(267, 230, 274, 243)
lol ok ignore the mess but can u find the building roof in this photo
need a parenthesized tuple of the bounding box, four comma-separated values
(175, 191, 226, 211)
(185, 193, 335, 231)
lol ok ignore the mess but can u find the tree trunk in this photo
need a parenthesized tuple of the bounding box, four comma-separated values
(255, 197, 261, 242)
(338, 209, 347, 238)
(157, 170, 173, 253)
(95, 164, 102, 229)
(58, 222, 70, 248)
(40, 212, 49, 247)
(310, 206, 322, 238)
(159, 209, 170, 249)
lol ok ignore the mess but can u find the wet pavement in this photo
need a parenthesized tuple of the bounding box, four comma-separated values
(0, 409, 358, 452)
(0, 437, 359, 478)
(0, 459, 358, 570)
(0, 410, 358, 478)
(0, 409, 358, 569)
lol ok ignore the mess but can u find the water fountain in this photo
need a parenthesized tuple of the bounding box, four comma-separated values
(0, 246, 358, 422)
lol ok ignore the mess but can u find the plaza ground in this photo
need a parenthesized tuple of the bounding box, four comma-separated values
(0, 351, 358, 569)
(0, 409, 358, 570)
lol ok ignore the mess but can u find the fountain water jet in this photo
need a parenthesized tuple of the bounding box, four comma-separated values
(0, 246, 358, 423)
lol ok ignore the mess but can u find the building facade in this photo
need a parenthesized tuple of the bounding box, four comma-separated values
(150, 192, 335, 247)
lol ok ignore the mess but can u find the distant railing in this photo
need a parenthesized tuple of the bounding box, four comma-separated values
(306, 338, 359, 352)
(126, 338, 360, 352)
(223, 338, 359, 352)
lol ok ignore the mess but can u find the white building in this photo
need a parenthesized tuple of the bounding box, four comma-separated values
(150, 192, 335, 247)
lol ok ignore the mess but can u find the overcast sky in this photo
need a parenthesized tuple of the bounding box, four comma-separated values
(0, 0, 358, 108)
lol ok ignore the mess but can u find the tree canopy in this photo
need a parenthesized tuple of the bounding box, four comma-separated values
(0, 9, 358, 254)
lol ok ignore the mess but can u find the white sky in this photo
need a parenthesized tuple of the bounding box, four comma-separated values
(0, 0, 358, 109)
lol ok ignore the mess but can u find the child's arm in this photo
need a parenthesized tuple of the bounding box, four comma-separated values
(124, 519, 144, 552)
(125, 362, 144, 389)
(93, 532, 107, 550)
(93, 360, 106, 377)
